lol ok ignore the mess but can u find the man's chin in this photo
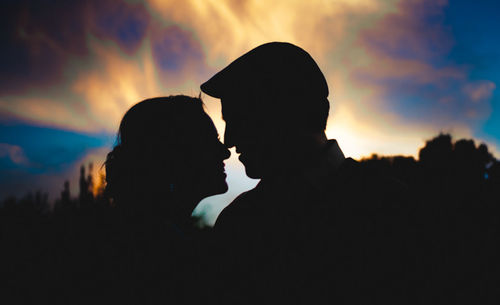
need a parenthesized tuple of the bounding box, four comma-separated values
(239, 155, 263, 179)
(244, 167, 262, 179)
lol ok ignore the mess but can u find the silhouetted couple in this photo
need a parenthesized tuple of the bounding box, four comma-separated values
(105, 43, 412, 305)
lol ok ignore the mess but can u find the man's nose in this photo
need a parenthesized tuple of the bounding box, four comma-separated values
(222, 145, 231, 160)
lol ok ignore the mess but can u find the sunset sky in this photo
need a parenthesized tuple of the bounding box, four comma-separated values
(1, 0, 499, 224)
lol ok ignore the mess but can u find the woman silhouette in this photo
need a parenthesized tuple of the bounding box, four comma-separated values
(106, 95, 230, 225)
(103, 95, 230, 304)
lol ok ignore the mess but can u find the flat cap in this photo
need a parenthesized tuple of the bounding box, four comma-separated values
(201, 42, 328, 99)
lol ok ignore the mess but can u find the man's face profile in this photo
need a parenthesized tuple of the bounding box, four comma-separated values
(221, 96, 269, 179)
(201, 43, 331, 179)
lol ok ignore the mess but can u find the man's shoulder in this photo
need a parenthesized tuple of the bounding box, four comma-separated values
(325, 157, 408, 205)
(213, 185, 264, 231)
(219, 189, 257, 215)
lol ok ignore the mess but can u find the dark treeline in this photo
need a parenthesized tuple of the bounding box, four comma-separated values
(1, 164, 112, 304)
(359, 134, 500, 304)
(362, 134, 500, 200)
(2, 162, 211, 305)
(1, 133, 499, 304)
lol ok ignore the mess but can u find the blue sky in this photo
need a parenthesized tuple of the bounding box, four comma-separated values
(442, 0, 500, 147)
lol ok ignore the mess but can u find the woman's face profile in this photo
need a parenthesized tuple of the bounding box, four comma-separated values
(179, 114, 231, 199)
(107, 96, 230, 215)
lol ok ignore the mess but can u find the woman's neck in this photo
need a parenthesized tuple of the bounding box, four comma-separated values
(164, 192, 202, 228)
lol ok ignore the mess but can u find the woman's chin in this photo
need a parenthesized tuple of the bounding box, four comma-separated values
(215, 180, 229, 194)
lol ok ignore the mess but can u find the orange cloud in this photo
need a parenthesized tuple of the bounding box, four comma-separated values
(71, 38, 165, 132)
(145, 0, 389, 63)
(0, 95, 91, 132)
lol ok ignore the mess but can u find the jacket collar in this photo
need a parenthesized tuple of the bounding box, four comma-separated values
(301, 139, 345, 191)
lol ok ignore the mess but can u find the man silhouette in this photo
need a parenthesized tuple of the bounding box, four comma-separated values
(201, 42, 409, 305)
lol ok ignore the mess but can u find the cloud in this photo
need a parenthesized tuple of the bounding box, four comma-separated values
(0, 0, 151, 94)
(0, 120, 112, 201)
(0, 0, 213, 134)
(88, 0, 150, 54)
(463, 81, 496, 103)
(358, 0, 452, 59)
(0, 143, 30, 166)
(318, 0, 498, 158)
(1, 0, 500, 205)
(145, 0, 391, 63)
(0, 146, 110, 202)
(0, 1, 86, 94)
